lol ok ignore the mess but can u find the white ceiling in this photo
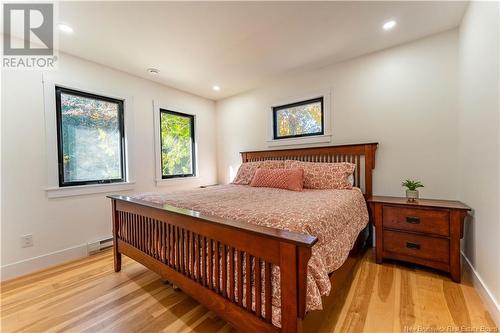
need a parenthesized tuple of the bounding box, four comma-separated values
(57, 1, 468, 100)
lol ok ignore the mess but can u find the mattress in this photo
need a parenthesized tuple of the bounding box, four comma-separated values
(133, 184, 368, 325)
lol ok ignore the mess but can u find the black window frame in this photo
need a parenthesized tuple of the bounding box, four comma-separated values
(159, 109, 196, 179)
(272, 96, 324, 140)
(55, 86, 126, 187)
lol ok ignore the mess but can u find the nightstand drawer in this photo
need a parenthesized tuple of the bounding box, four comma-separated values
(382, 206, 449, 236)
(383, 230, 449, 263)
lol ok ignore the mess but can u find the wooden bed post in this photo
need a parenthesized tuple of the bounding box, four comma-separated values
(241, 152, 249, 163)
(297, 247, 312, 319)
(363, 143, 376, 199)
(112, 200, 121, 272)
(280, 242, 299, 333)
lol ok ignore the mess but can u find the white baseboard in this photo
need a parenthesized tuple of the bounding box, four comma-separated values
(461, 251, 500, 327)
(1, 243, 88, 282)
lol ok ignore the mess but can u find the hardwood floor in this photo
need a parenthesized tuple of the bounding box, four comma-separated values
(1, 249, 496, 333)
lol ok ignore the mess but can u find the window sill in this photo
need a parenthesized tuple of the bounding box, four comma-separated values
(46, 181, 136, 199)
(155, 176, 200, 187)
(267, 134, 332, 147)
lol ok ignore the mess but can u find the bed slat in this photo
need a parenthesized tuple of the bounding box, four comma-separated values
(222, 245, 227, 297)
(255, 258, 262, 318)
(208, 239, 213, 289)
(229, 247, 235, 301)
(265, 261, 272, 323)
(182, 228, 187, 274)
(214, 241, 220, 292)
(237, 250, 243, 306)
(194, 233, 199, 281)
(245, 254, 252, 310)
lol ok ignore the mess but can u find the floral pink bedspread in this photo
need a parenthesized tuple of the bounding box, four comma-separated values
(132, 185, 368, 321)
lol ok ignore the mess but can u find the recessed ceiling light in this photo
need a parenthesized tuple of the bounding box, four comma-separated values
(58, 23, 73, 34)
(212, 85, 221, 91)
(147, 68, 160, 75)
(383, 20, 397, 31)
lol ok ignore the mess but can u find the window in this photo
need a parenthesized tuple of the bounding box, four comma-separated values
(272, 97, 324, 140)
(55, 87, 125, 187)
(160, 109, 195, 178)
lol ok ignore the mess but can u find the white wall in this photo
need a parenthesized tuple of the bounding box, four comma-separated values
(458, 0, 500, 320)
(216, 30, 460, 200)
(1, 53, 217, 279)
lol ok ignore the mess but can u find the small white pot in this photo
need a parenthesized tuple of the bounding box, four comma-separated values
(406, 190, 419, 202)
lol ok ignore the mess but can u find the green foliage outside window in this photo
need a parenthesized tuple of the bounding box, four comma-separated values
(60, 92, 123, 183)
(275, 100, 322, 138)
(160, 111, 194, 177)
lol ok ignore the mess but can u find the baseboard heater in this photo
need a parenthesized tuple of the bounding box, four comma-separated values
(87, 237, 113, 255)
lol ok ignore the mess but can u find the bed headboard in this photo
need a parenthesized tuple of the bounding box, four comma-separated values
(240, 142, 378, 198)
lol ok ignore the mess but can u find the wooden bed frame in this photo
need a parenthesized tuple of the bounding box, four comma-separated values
(108, 142, 378, 333)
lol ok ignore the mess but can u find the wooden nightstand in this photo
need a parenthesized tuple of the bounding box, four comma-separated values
(368, 196, 471, 282)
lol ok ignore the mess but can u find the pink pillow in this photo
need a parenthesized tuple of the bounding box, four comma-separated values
(250, 168, 304, 191)
(232, 160, 285, 185)
(285, 160, 355, 190)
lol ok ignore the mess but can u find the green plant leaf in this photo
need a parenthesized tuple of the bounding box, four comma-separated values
(402, 179, 424, 191)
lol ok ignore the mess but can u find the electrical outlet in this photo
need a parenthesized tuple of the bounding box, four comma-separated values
(21, 234, 33, 248)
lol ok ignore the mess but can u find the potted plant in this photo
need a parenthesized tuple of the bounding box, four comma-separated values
(402, 179, 424, 202)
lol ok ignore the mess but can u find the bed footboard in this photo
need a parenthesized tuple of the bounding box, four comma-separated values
(109, 195, 317, 333)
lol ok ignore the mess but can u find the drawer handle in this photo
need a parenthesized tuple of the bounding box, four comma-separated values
(406, 242, 421, 250)
(406, 216, 420, 224)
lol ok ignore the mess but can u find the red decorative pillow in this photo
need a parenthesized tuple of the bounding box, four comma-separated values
(250, 168, 304, 191)
(285, 160, 355, 190)
(232, 160, 285, 185)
